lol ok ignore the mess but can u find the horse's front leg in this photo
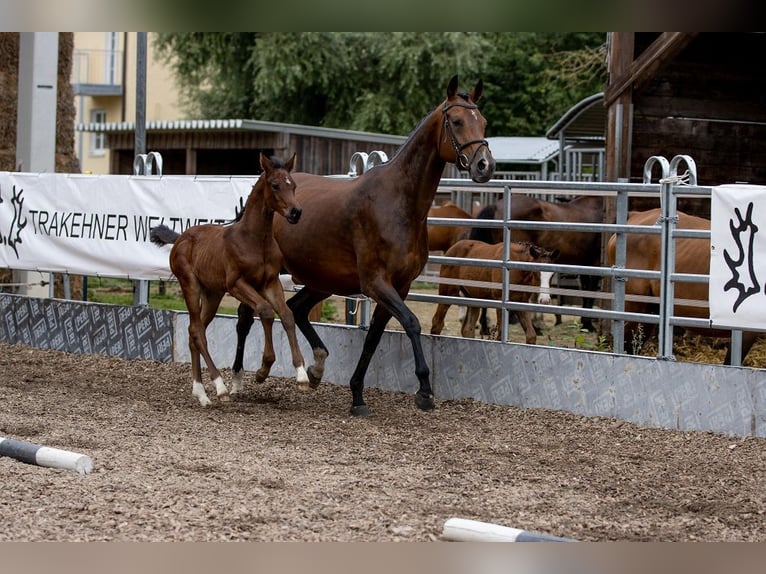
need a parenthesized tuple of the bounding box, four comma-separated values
(365, 282, 434, 413)
(517, 311, 538, 345)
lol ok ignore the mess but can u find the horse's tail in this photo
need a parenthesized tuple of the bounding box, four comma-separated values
(149, 224, 180, 246)
(467, 203, 497, 243)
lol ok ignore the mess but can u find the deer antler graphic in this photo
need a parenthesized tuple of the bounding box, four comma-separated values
(1, 185, 27, 259)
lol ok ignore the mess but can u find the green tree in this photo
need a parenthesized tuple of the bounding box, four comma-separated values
(154, 32, 606, 137)
(480, 32, 607, 136)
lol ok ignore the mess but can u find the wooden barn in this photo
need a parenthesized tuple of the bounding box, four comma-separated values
(605, 32, 766, 214)
(76, 119, 410, 177)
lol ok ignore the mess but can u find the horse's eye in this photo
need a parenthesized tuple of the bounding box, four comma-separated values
(271, 182, 280, 191)
(452, 118, 463, 128)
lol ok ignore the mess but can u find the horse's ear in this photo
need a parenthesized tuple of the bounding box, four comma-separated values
(471, 79, 484, 103)
(285, 152, 297, 172)
(259, 152, 272, 171)
(551, 248, 560, 260)
(447, 75, 458, 99)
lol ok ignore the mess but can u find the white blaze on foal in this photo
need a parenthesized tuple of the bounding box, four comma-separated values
(538, 271, 553, 305)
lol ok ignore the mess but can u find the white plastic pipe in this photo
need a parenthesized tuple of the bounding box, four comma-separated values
(0, 437, 93, 475)
(442, 518, 574, 542)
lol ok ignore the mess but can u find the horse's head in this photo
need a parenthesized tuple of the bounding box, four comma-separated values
(259, 152, 302, 224)
(440, 75, 495, 183)
(530, 244, 560, 263)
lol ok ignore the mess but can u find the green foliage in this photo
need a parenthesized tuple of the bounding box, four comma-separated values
(153, 32, 606, 137)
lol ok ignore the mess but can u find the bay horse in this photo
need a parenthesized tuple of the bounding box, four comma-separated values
(150, 153, 310, 406)
(427, 201, 473, 252)
(430, 239, 559, 343)
(470, 194, 605, 332)
(235, 76, 494, 416)
(606, 207, 759, 364)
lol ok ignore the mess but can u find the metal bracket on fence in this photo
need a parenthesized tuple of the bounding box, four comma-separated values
(642, 155, 670, 184)
(133, 151, 164, 176)
(667, 154, 697, 186)
(131, 151, 164, 307)
(348, 150, 388, 177)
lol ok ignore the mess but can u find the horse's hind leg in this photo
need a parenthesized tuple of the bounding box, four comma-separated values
(231, 302, 254, 395)
(579, 274, 600, 332)
(195, 292, 229, 402)
(517, 311, 538, 344)
(460, 306, 481, 338)
(430, 302, 452, 335)
(288, 287, 330, 387)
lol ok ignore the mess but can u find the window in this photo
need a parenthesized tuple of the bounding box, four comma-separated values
(90, 109, 106, 156)
(105, 32, 118, 85)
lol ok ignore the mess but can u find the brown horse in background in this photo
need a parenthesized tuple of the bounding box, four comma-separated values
(150, 153, 309, 406)
(606, 207, 759, 364)
(427, 201, 473, 252)
(234, 76, 494, 416)
(470, 194, 605, 332)
(430, 239, 558, 343)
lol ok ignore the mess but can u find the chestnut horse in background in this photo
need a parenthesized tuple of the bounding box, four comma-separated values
(234, 76, 495, 416)
(150, 153, 309, 406)
(606, 207, 760, 364)
(427, 201, 473, 252)
(470, 194, 605, 332)
(430, 239, 559, 344)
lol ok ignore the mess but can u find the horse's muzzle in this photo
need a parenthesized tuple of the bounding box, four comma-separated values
(286, 207, 302, 224)
(471, 154, 496, 183)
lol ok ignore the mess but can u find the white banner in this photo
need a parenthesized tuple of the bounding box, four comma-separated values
(0, 172, 256, 281)
(710, 184, 766, 329)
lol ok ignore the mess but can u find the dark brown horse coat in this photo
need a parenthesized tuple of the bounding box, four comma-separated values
(427, 201, 473, 252)
(470, 194, 604, 331)
(266, 76, 495, 415)
(429, 239, 558, 344)
(606, 207, 759, 364)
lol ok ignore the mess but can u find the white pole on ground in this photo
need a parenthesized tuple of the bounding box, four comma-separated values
(0, 437, 94, 475)
(442, 517, 575, 542)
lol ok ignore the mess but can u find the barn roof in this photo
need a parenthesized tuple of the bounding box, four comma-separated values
(485, 136, 560, 165)
(545, 92, 606, 144)
(75, 118, 408, 145)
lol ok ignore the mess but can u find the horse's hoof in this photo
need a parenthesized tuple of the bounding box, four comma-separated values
(350, 404, 370, 417)
(307, 367, 322, 389)
(415, 393, 435, 411)
(218, 393, 231, 403)
(297, 381, 311, 392)
(254, 373, 268, 383)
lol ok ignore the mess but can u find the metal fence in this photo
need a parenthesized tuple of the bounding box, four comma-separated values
(385, 154, 759, 366)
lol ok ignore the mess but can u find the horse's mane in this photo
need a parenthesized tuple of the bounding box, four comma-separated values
(390, 91, 474, 163)
(468, 203, 498, 242)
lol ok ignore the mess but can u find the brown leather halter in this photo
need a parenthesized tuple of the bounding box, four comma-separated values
(442, 101, 489, 170)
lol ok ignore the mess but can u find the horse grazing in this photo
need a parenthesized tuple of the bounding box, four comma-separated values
(150, 153, 310, 406)
(427, 201, 473, 252)
(232, 76, 494, 416)
(606, 207, 759, 364)
(470, 194, 604, 331)
(430, 239, 559, 343)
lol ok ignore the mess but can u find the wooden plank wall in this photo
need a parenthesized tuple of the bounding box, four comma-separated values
(629, 33, 766, 215)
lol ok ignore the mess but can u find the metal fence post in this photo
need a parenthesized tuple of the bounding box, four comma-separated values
(610, 180, 630, 354)
(132, 151, 163, 307)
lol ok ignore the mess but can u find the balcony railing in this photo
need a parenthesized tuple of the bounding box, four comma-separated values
(71, 48, 123, 96)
